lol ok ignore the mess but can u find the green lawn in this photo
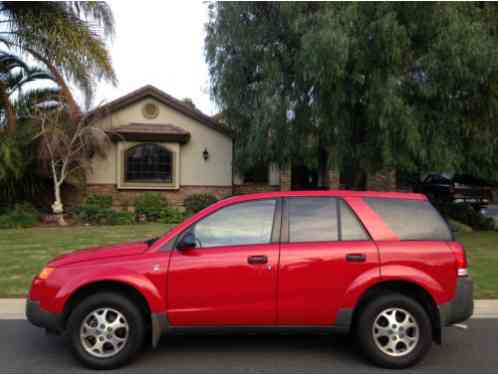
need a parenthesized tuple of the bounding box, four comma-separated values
(458, 231, 498, 299)
(0, 225, 497, 299)
(0, 223, 169, 297)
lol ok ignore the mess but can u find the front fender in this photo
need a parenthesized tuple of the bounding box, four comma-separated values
(50, 268, 166, 314)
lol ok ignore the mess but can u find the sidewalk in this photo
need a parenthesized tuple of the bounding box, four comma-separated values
(1, 299, 498, 320)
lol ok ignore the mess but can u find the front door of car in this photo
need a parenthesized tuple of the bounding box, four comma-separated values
(167, 198, 281, 326)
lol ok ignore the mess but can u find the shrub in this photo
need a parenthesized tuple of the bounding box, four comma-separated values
(447, 219, 473, 233)
(76, 195, 140, 226)
(158, 207, 185, 224)
(135, 193, 167, 222)
(76, 194, 115, 225)
(110, 211, 135, 226)
(436, 203, 495, 231)
(85, 194, 112, 209)
(0, 202, 40, 229)
(184, 194, 218, 214)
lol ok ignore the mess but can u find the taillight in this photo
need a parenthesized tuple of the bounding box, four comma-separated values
(448, 242, 468, 277)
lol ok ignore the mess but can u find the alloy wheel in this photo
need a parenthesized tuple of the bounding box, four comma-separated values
(80, 308, 129, 358)
(372, 307, 420, 357)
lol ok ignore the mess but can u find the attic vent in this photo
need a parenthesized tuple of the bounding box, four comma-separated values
(142, 102, 159, 119)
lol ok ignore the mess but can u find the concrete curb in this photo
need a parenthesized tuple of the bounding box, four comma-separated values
(0, 299, 26, 319)
(1, 299, 498, 320)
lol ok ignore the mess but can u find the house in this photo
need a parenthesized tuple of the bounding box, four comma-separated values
(79, 85, 396, 210)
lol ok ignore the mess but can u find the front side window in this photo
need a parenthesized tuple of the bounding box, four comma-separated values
(364, 198, 452, 241)
(125, 143, 173, 183)
(193, 200, 276, 248)
(288, 197, 338, 242)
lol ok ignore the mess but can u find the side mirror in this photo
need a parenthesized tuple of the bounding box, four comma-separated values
(177, 232, 196, 251)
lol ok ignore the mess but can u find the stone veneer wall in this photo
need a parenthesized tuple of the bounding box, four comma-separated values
(279, 165, 292, 191)
(84, 184, 233, 210)
(233, 183, 280, 195)
(327, 169, 340, 189)
(366, 170, 397, 191)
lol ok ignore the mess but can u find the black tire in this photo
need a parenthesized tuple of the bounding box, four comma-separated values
(356, 293, 432, 369)
(67, 292, 146, 370)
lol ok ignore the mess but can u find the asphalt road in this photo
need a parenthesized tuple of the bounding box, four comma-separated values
(1, 319, 497, 373)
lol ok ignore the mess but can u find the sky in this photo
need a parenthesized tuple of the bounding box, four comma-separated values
(93, 1, 217, 115)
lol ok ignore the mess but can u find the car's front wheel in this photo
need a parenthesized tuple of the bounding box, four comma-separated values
(67, 292, 145, 369)
(356, 293, 432, 369)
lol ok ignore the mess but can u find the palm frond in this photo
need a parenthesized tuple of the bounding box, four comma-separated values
(0, 2, 116, 109)
(15, 86, 61, 112)
(68, 2, 115, 38)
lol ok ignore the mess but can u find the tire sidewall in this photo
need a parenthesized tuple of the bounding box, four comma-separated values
(357, 293, 432, 369)
(67, 292, 145, 370)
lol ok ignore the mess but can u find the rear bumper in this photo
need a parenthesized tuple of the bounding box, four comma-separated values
(439, 277, 474, 326)
(26, 299, 63, 334)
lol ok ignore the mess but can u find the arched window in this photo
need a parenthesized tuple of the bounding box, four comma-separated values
(125, 143, 173, 183)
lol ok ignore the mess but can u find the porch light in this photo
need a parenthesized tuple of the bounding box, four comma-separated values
(203, 148, 209, 161)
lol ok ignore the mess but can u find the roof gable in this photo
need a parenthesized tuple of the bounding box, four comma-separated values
(93, 85, 232, 138)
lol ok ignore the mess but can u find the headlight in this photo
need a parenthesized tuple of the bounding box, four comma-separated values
(38, 267, 55, 280)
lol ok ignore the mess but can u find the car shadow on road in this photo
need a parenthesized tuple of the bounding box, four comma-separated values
(5, 319, 498, 373)
(132, 332, 368, 373)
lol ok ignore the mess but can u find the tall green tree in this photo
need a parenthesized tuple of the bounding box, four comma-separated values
(206, 3, 498, 186)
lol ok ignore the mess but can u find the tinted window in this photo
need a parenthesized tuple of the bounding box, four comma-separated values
(288, 197, 338, 242)
(193, 200, 276, 248)
(364, 198, 452, 241)
(125, 143, 173, 183)
(340, 200, 369, 240)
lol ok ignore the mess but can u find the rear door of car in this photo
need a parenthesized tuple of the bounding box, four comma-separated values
(277, 196, 379, 325)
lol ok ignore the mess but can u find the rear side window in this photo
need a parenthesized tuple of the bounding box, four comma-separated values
(340, 200, 370, 240)
(364, 198, 452, 241)
(288, 197, 338, 242)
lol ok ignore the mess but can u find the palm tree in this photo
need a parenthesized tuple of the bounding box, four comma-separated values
(0, 2, 116, 124)
(0, 51, 55, 132)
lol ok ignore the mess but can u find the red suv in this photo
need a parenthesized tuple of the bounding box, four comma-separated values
(27, 191, 473, 369)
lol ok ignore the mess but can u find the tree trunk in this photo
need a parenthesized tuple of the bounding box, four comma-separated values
(0, 83, 16, 133)
(50, 163, 67, 226)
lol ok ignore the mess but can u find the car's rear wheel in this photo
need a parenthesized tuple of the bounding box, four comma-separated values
(356, 293, 432, 369)
(67, 292, 145, 369)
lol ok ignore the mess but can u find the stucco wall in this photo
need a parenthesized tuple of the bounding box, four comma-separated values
(87, 98, 233, 187)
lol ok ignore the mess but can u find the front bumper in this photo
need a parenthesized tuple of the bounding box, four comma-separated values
(439, 277, 474, 326)
(26, 299, 63, 334)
